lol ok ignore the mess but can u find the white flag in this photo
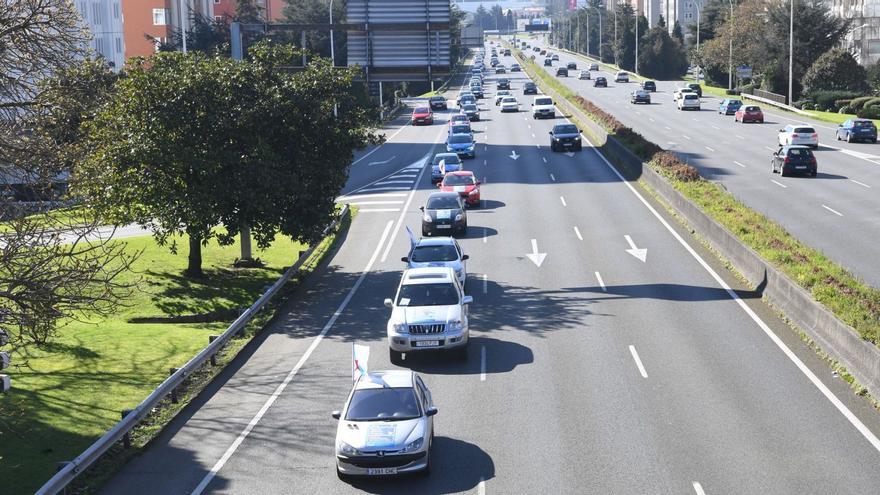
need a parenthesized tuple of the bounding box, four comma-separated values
(352, 344, 370, 381)
(439, 159, 446, 175)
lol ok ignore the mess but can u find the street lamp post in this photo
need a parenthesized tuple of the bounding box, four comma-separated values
(586, 7, 591, 56)
(635, 13, 639, 75)
(728, 0, 734, 90)
(788, 0, 793, 105)
(179, 0, 187, 53)
(329, 0, 337, 117)
(599, 5, 603, 61)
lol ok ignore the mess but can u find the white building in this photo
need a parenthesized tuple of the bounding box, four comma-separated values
(73, 0, 125, 70)
(826, 0, 880, 66)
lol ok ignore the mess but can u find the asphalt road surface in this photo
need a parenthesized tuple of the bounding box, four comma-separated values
(528, 40, 880, 289)
(101, 48, 880, 494)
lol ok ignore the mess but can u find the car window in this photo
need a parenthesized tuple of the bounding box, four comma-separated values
(449, 134, 472, 144)
(555, 124, 578, 134)
(794, 127, 815, 133)
(535, 97, 553, 105)
(787, 148, 813, 157)
(451, 125, 470, 134)
(416, 377, 430, 407)
(426, 195, 460, 209)
(463, 104, 477, 111)
(745, 106, 759, 111)
(443, 174, 475, 186)
(855, 120, 875, 128)
(432, 154, 460, 166)
(345, 388, 420, 421)
(684, 94, 699, 100)
(502, 97, 517, 103)
(414, 107, 430, 114)
(397, 282, 459, 306)
(411, 244, 459, 262)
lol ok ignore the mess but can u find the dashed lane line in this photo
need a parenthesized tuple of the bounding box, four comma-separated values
(629, 345, 648, 378)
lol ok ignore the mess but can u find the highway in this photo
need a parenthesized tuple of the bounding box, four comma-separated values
(101, 48, 880, 494)
(528, 40, 880, 288)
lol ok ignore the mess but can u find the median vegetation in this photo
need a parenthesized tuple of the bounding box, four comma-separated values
(515, 48, 880, 350)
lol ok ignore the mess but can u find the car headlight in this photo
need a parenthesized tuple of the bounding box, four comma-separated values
(448, 320, 464, 332)
(423, 213, 432, 222)
(574, 136, 581, 141)
(392, 322, 408, 334)
(553, 138, 560, 141)
(402, 437, 424, 453)
(454, 213, 463, 221)
(338, 441, 360, 456)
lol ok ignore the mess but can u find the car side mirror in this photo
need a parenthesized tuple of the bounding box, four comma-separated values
(419, 206, 425, 212)
(401, 256, 409, 263)
(779, 129, 784, 132)
(425, 406, 439, 417)
(384, 298, 393, 308)
(332, 410, 341, 420)
(475, 181, 481, 185)
(548, 131, 552, 135)
(838, 124, 843, 127)
(462, 295, 474, 305)
(461, 254, 469, 261)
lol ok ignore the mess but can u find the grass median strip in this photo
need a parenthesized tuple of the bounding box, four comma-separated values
(1, 210, 351, 494)
(514, 48, 880, 350)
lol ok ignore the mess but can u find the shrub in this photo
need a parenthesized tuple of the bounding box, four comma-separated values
(809, 90, 862, 112)
(802, 48, 869, 94)
(650, 152, 700, 182)
(850, 96, 875, 110)
(725, 88, 741, 95)
(863, 97, 880, 109)
(839, 105, 853, 114)
(857, 106, 880, 119)
(834, 99, 852, 107)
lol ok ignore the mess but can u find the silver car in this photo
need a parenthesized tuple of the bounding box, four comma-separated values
(333, 370, 437, 479)
(402, 234, 468, 287)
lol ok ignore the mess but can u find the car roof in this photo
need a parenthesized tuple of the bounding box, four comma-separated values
(445, 170, 475, 177)
(402, 266, 456, 285)
(434, 152, 459, 160)
(783, 144, 811, 150)
(415, 236, 456, 247)
(428, 191, 461, 200)
(355, 370, 415, 390)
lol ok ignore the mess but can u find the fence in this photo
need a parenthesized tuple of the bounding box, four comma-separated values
(36, 205, 349, 495)
(743, 87, 787, 105)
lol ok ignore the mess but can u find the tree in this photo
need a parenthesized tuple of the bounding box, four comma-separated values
(160, 14, 230, 54)
(474, 5, 492, 31)
(236, 0, 265, 22)
(866, 61, 880, 95)
(672, 21, 684, 44)
(685, 0, 726, 45)
(802, 48, 869, 94)
(637, 26, 688, 80)
(657, 14, 666, 29)
(77, 46, 381, 278)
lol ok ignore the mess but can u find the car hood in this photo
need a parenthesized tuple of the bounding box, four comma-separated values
(336, 417, 425, 452)
(553, 132, 579, 138)
(447, 142, 473, 150)
(392, 304, 463, 325)
(534, 104, 554, 110)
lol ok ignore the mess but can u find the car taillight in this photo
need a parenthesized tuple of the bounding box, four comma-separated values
(783, 156, 791, 164)
(812, 133, 818, 138)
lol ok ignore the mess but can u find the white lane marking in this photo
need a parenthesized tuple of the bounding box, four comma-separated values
(348, 201, 405, 205)
(485, 146, 488, 151)
(480, 346, 487, 382)
(573, 226, 583, 240)
(764, 146, 776, 152)
(705, 146, 715, 152)
(191, 221, 394, 495)
(771, 180, 787, 189)
(683, 135, 692, 140)
(542, 157, 548, 163)
(342, 152, 431, 197)
(532, 133, 536, 138)
(664, 126, 672, 130)
(483, 227, 488, 244)
(478, 478, 486, 495)
(358, 186, 412, 193)
(550, 173, 556, 181)
(851, 179, 871, 188)
(528, 124, 532, 129)
(692, 117, 699, 122)
(582, 131, 880, 456)
(338, 193, 407, 201)
(536, 144, 541, 148)
(649, 118, 655, 122)
(368, 155, 397, 166)
(357, 208, 401, 213)
(482, 273, 488, 294)
(711, 125, 720, 130)
(736, 134, 745, 139)
(629, 345, 648, 378)
(595, 271, 607, 291)
(734, 161, 746, 168)
(635, 111, 642, 116)
(560, 196, 567, 207)
(822, 204, 844, 217)
(484, 159, 488, 165)
(352, 126, 409, 165)
(693, 481, 707, 495)
(380, 157, 432, 263)
(373, 180, 414, 185)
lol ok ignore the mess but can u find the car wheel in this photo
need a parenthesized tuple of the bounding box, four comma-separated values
(812, 170, 818, 177)
(390, 348, 404, 366)
(780, 166, 788, 178)
(847, 133, 852, 143)
(576, 143, 583, 151)
(836, 132, 841, 141)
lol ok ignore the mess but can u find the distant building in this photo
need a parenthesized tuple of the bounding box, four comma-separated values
(121, 0, 215, 59)
(73, 0, 125, 69)
(213, 0, 286, 22)
(826, 0, 880, 66)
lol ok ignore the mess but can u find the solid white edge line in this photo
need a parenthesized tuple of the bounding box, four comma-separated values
(582, 131, 880, 454)
(478, 478, 486, 495)
(851, 179, 871, 188)
(573, 226, 583, 240)
(822, 204, 844, 217)
(693, 481, 707, 495)
(351, 123, 410, 165)
(348, 201, 405, 205)
(190, 220, 395, 495)
(480, 346, 487, 382)
(595, 271, 607, 292)
(629, 345, 648, 378)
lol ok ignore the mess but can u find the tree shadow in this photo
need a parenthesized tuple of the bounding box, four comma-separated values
(555, 282, 763, 302)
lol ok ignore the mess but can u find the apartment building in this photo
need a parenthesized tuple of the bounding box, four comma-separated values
(119, 0, 214, 59)
(73, 0, 125, 69)
(826, 0, 880, 66)
(213, 0, 286, 21)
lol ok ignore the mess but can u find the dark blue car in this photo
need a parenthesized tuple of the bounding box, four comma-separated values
(836, 118, 877, 143)
(430, 152, 462, 183)
(718, 99, 742, 115)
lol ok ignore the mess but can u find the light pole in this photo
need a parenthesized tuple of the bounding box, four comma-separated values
(635, 13, 639, 75)
(728, 0, 734, 90)
(179, 0, 187, 53)
(614, 2, 618, 66)
(599, 5, 603, 61)
(329, 0, 337, 117)
(787, 0, 793, 105)
(586, 6, 591, 56)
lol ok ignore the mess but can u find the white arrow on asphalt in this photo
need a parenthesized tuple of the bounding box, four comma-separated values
(525, 238, 547, 267)
(565, 152, 575, 158)
(510, 150, 520, 160)
(624, 235, 647, 263)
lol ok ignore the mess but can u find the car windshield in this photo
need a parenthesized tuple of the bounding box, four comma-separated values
(432, 154, 460, 166)
(397, 282, 459, 306)
(854, 120, 876, 128)
(684, 94, 699, 100)
(411, 244, 459, 262)
(497, 91, 510, 96)
(744, 106, 760, 112)
(555, 125, 577, 134)
(451, 125, 470, 134)
(443, 174, 475, 186)
(426, 195, 460, 209)
(535, 97, 552, 105)
(794, 127, 815, 134)
(502, 97, 517, 103)
(430, 96, 444, 102)
(449, 134, 472, 144)
(414, 107, 430, 114)
(463, 104, 477, 112)
(345, 388, 420, 421)
(787, 148, 814, 157)
(525, 83, 536, 88)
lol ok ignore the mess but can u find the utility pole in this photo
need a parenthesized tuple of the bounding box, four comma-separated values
(179, 0, 187, 53)
(788, 0, 794, 105)
(635, 13, 639, 75)
(330, 0, 337, 117)
(728, 0, 734, 90)
(586, 6, 591, 56)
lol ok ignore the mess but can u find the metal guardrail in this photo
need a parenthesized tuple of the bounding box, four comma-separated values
(744, 88, 787, 105)
(36, 205, 350, 495)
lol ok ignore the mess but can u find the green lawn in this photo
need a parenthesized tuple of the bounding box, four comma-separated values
(0, 232, 307, 494)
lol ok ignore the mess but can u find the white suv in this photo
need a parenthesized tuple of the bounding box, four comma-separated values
(677, 93, 701, 110)
(385, 267, 472, 364)
(532, 96, 555, 119)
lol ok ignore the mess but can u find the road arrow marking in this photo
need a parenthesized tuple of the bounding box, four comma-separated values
(624, 235, 647, 263)
(565, 152, 575, 157)
(525, 239, 547, 267)
(510, 150, 520, 160)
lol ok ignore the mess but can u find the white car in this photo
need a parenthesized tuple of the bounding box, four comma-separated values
(532, 95, 556, 119)
(778, 124, 819, 148)
(673, 88, 695, 101)
(385, 267, 472, 363)
(333, 370, 436, 478)
(500, 96, 519, 112)
(578, 70, 591, 80)
(402, 235, 468, 287)
(494, 90, 512, 105)
(677, 93, 701, 110)
(614, 71, 629, 82)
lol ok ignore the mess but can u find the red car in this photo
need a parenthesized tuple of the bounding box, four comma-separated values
(411, 106, 433, 125)
(735, 105, 764, 123)
(439, 171, 480, 206)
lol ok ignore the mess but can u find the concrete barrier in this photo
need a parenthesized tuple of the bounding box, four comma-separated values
(526, 54, 880, 398)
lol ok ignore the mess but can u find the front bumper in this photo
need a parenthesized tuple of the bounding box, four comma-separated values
(534, 110, 555, 118)
(337, 451, 428, 476)
(450, 148, 475, 158)
(388, 325, 469, 352)
(632, 97, 650, 104)
(422, 218, 467, 235)
(412, 118, 433, 125)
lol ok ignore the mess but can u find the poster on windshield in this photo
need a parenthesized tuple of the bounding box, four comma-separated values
(352, 344, 369, 382)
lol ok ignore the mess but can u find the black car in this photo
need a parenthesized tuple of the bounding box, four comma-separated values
(497, 78, 510, 90)
(544, 58, 552, 66)
(461, 103, 480, 121)
(771, 145, 817, 177)
(429, 95, 447, 110)
(556, 67, 568, 77)
(523, 81, 538, 94)
(686, 83, 703, 98)
(503, 49, 511, 56)
(549, 123, 582, 152)
(471, 86, 484, 99)
(566, 62, 577, 70)
(594, 77, 607, 87)
(421, 192, 467, 236)
(641, 80, 657, 92)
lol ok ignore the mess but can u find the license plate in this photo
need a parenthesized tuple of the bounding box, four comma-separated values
(795, 166, 806, 169)
(436, 224, 451, 229)
(414, 340, 440, 347)
(563, 142, 572, 147)
(367, 467, 398, 475)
